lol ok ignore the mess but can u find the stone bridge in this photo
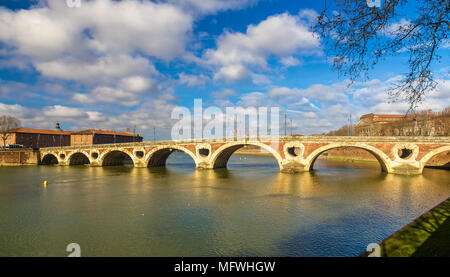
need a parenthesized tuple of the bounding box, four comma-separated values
(39, 136, 450, 175)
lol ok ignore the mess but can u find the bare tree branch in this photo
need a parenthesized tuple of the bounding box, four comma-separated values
(0, 115, 22, 146)
(314, 0, 449, 112)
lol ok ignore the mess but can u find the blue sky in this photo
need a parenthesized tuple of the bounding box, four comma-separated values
(0, 0, 448, 139)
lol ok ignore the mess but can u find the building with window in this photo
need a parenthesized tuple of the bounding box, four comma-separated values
(1, 123, 143, 148)
(1, 128, 72, 148)
(354, 110, 450, 136)
(70, 129, 143, 146)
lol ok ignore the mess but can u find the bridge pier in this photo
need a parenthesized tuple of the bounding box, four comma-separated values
(280, 161, 308, 173)
(390, 166, 422, 175)
(196, 161, 213, 170)
(133, 160, 147, 168)
(88, 161, 102, 167)
(58, 160, 69, 166)
(389, 162, 423, 175)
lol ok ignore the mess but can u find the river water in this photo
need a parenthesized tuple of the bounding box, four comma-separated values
(0, 153, 449, 257)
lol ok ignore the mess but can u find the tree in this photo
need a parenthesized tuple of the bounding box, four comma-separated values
(314, 0, 449, 111)
(326, 124, 354, 136)
(0, 115, 21, 146)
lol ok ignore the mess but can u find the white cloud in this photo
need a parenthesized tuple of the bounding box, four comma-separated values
(119, 76, 155, 93)
(211, 88, 236, 99)
(280, 56, 302, 67)
(178, 73, 209, 87)
(86, 111, 104, 122)
(0, 1, 193, 61)
(232, 77, 450, 134)
(383, 18, 412, 37)
(0, 0, 193, 107)
(2, 77, 448, 137)
(269, 87, 295, 98)
(42, 105, 88, 118)
(168, 0, 257, 15)
(72, 93, 95, 104)
(73, 87, 143, 107)
(0, 91, 178, 139)
(204, 12, 321, 83)
(213, 64, 249, 82)
(269, 81, 350, 106)
(35, 55, 157, 83)
(251, 73, 271, 85)
(298, 9, 319, 24)
(238, 91, 272, 107)
(0, 102, 29, 116)
(0, 6, 80, 59)
(77, 0, 192, 60)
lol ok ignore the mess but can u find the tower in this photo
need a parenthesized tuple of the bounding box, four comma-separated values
(54, 122, 63, 131)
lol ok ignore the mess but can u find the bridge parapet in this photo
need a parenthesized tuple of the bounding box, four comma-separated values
(38, 136, 450, 175)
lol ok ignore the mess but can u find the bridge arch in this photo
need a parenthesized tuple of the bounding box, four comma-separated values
(419, 145, 450, 171)
(144, 145, 198, 167)
(41, 153, 59, 165)
(210, 141, 283, 169)
(304, 143, 392, 173)
(100, 150, 135, 166)
(68, 152, 91, 165)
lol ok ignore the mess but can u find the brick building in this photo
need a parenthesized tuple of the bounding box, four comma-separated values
(70, 129, 143, 146)
(0, 128, 72, 148)
(354, 110, 450, 136)
(1, 123, 143, 148)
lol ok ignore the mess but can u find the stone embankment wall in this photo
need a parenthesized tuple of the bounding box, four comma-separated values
(0, 149, 40, 166)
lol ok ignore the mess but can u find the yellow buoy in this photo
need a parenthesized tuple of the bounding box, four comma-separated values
(243, 145, 247, 148)
(43, 181, 47, 187)
(169, 148, 173, 151)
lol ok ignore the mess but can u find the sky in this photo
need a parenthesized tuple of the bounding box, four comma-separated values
(0, 0, 448, 140)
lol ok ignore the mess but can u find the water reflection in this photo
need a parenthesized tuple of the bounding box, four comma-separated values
(0, 154, 448, 257)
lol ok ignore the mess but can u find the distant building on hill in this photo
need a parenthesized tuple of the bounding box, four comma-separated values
(354, 109, 450, 136)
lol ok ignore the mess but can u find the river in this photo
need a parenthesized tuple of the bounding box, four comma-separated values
(0, 153, 449, 257)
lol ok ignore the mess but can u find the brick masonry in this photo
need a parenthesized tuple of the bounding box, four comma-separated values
(0, 149, 40, 166)
(4, 136, 448, 175)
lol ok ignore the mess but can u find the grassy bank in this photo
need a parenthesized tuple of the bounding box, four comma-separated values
(363, 198, 450, 257)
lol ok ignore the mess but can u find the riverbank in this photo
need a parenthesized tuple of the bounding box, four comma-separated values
(362, 198, 450, 257)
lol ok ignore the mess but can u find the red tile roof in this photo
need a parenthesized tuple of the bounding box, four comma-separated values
(7, 128, 72, 135)
(71, 129, 140, 137)
(6, 128, 140, 137)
